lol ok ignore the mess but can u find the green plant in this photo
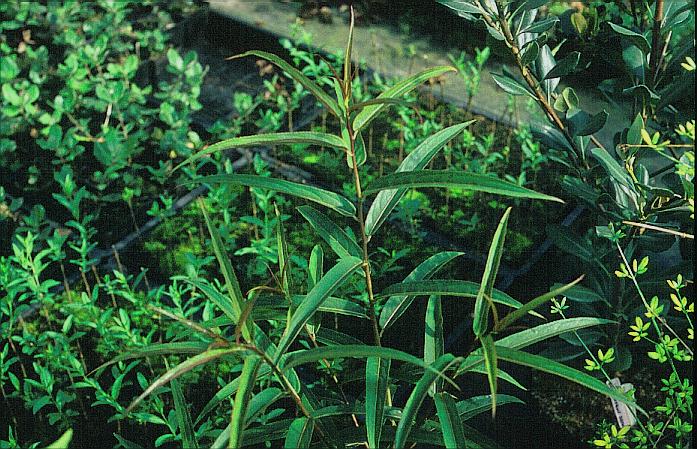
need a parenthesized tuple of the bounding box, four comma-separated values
(438, 0, 694, 374)
(96, 13, 644, 448)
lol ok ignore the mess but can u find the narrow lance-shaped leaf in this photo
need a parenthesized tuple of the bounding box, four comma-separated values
(229, 357, 261, 449)
(456, 394, 524, 421)
(274, 257, 362, 362)
(352, 66, 457, 132)
(473, 208, 511, 337)
(127, 347, 248, 412)
(175, 131, 346, 172)
(365, 122, 474, 236)
(377, 279, 522, 310)
(199, 201, 252, 340)
(379, 251, 463, 331)
(496, 317, 614, 350)
(282, 345, 456, 386)
(193, 174, 356, 217)
(285, 417, 314, 448)
(91, 341, 210, 374)
(229, 50, 342, 118)
(394, 354, 456, 449)
(298, 205, 362, 259)
(495, 276, 584, 332)
(435, 392, 467, 449)
(480, 335, 498, 417)
(495, 346, 645, 415)
(306, 244, 324, 336)
(171, 378, 199, 449)
(364, 170, 564, 202)
(275, 204, 292, 297)
(425, 295, 444, 396)
(366, 357, 391, 449)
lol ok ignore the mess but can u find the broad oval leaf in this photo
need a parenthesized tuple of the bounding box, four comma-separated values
(192, 174, 356, 217)
(352, 66, 457, 132)
(365, 122, 474, 236)
(364, 170, 563, 203)
(544, 51, 580, 80)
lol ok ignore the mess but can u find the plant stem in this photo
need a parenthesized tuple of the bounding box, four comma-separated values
(347, 118, 382, 348)
(649, 0, 665, 89)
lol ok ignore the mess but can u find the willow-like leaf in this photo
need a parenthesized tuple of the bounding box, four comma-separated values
(480, 335, 498, 417)
(496, 317, 614, 350)
(229, 51, 342, 117)
(364, 170, 563, 203)
(495, 276, 584, 332)
(377, 279, 522, 309)
(274, 257, 362, 361)
(366, 357, 391, 448)
(473, 208, 511, 337)
(171, 379, 198, 449)
(394, 354, 456, 449)
(365, 122, 474, 236)
(193, 174, 356, 217)
(127, 347, 248, 412)
(495, 346, 645, 414)
(379, 251, 463, 331)
(435, 392, 467, 449)
(352, 66, 457, 132)
(229, 357, 261, 448)
(425, 295, 444, 396)
(284, 417, 314, 448)
(298, 205, 362, 259)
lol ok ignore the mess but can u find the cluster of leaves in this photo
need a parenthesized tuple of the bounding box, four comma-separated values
(438, 0, 693, 444)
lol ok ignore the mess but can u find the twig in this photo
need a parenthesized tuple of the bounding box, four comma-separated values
(623, 220, 694, 239)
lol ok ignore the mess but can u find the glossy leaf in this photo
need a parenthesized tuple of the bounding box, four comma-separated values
(365, 122, 474, 235)
(379, 252, 463, 330)
(127, 347, 248, 412)
(550, 283, 607, 304)
(435, 392, 467, 449)
(171, 378, 198, 449)
(285, 417, 314, 448)
(590, 147, 635, 190)
(364, 170, 563, 202)
(425, 295, 444, 396)
(229, 358, 261, 448)
(366, 357, 391, 448)
(607, 23, 650, 53)
(176, 132, 345, 171)
(495, 276, 583, 332)
(546, 224, 594, 261)
(195, 174, 356, 217)
(352, 66, 457, 132)
(496, 317, 614, 349)
(377, 280, 523, 309)
(544, 51, 580, 79)
(274, 257, 362, 361)
(229, 50, 342, 117)
(480, 335, 498, 416)
(93, 341, 210, 373)
(491, 72, 535, 98)
(298, 205, 362, 259)
(521, 16, 559, 34)
(473, 208, 511, 337)
(457, 394, 524, 421)
(495, 346, 644, 414)
(394, 354, 456, 448)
